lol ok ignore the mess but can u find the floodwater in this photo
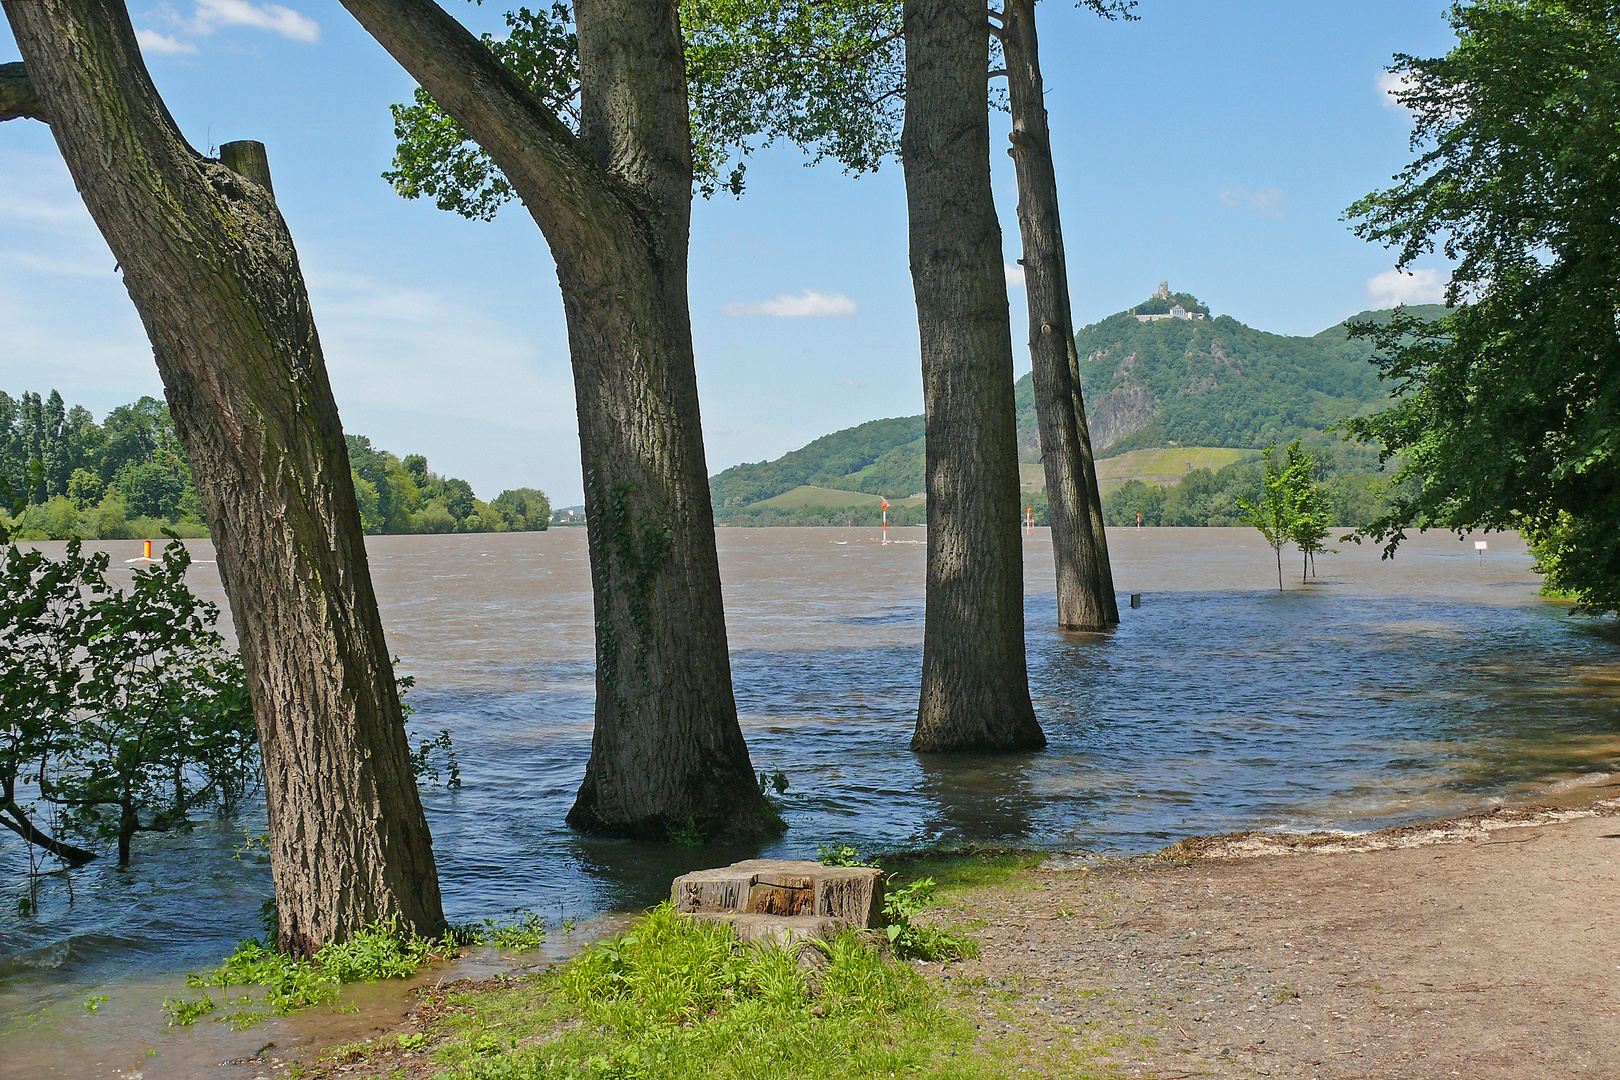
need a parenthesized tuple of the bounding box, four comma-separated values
(4, 525, 1620, 1077)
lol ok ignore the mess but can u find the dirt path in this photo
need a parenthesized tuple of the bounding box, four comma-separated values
(941, 799, 1620, 1078)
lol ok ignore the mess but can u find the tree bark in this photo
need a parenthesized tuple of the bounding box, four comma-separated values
(337, 0, 776, 838)
(1000, 0, 1116, 631)
(0, 61, 44, 121)
(3, 0, 445, 954)
(902, 0, 1043, 752)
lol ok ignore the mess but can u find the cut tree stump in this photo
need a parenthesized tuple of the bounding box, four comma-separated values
(671, 859, 884, 946)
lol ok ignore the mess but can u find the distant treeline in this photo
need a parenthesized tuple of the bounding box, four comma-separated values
(1101, 440, 1394, 529)
(1, 390, 551, 540)
(1, 392, 210, 541)
(343, 435, 550, 535)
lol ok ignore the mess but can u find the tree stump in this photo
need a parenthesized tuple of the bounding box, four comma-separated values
(671, 859, 884, 946)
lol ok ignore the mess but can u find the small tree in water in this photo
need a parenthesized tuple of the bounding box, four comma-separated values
(1239, 441, 1312, 591)
(48, 540, 255, 866)
(1287, 442, 1336, 582)
(0, 539, 257, 869)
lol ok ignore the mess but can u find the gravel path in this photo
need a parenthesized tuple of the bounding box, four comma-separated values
(934, 800, 1620, 1078)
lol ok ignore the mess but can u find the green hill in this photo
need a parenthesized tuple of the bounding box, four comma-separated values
(710, 415, 923, 511)
(712, 297, 1446, 524)
(1064, 295, 1416, 457)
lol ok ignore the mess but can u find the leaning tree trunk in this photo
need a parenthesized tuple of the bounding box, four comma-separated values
(999, 0, 1117, 630)
(2, 5, 444, 955)
(902, 0, 1043, 752)
(338, 0, 776, 839)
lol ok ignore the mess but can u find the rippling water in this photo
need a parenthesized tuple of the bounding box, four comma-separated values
(4, 526, 1618, 1075)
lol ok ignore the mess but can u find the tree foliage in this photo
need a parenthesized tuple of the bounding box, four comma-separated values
(0, 539, 254, 867)
(1344, 0, 1620, 610)
(385, 0, 904, 214)
(0, 540, 461, 871)
(0, 389, 552, 540)
(1235, 440, 1335, 590)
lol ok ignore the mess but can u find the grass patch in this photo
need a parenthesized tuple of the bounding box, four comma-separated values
(881, 847, 1046, 899)
(397, 904, 1003, 1080)
(450, 911, 552, 952)
(168, 919, 447, 1027)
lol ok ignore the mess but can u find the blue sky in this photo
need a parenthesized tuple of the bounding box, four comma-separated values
(1, 1, 1457, 505)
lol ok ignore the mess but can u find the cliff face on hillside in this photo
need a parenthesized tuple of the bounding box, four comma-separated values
(1066, 308, 1391, 455)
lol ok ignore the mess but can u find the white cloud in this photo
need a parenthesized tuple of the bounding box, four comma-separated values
(1218, 187, 1285, 219)
(1366, 267, 1447, 307)
(1377, 69, 1415, 112)
(135, 28, 198, 54)
(842, 377, 863, 388)
(136, 0, 320, 53)
(1005, 263, 1025, 289)
(720, 290, 857, 317)
(192, 0, 320, 41)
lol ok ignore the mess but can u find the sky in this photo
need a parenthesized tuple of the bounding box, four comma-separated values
(0, 1, 1459, 506)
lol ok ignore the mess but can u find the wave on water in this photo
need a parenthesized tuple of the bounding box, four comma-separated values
(0, 934, 143, 982)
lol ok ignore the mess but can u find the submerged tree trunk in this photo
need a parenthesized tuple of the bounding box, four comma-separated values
(902, 0, 1043, 752)
(0, 798, 96, 867)
(2, 8, 444, 954)
(999, 0, 1116, 631)
(338, 0, 776, 838)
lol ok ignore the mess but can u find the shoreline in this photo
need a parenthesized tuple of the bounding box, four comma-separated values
(270, 785, 1620, 1079)
(8, 767, 1617, 1078)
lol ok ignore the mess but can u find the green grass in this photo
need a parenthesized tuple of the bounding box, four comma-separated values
(882, 848, 1047, 900)
(1020, 447, 1256, 493)
(167, 920, 446, 1027)
(1093, 447, 1255, 484)
(399, 903, 1004, 1080)
(750, 485, 925, 511)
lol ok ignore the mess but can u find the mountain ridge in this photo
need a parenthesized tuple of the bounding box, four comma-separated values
(712, 299, 1445, 519)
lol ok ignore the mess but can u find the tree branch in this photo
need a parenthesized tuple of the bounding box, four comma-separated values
(1, 61, 47, 122)
(0, 801, 97, 866)
(335, 0, 631, 254)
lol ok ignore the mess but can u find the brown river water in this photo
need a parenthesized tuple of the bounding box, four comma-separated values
(3, 526, 1619, 1077)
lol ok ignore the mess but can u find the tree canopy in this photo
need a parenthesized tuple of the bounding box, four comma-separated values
(1344, 0, 1620, 610)
(386, 0, 904, 214)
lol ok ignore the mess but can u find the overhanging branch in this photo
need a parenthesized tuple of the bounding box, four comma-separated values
(1, 62, 48, 122)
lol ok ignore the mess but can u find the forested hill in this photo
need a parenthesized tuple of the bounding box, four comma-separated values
(711, 300, 1447, 521)
(1064, 299, 1448, 458)
(709, 415, 924, 510)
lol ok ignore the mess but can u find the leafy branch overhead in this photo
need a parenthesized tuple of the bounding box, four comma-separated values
(387, 0, 905, 215)
(1344, 0, 1620, 611)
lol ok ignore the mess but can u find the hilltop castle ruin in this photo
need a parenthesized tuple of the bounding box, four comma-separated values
(1133, 281, 1208, 323)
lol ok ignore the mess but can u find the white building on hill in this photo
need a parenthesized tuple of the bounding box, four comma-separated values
(1133, 281, 1208, 322)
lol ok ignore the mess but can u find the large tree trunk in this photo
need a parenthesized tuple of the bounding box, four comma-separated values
(1000, 0, 1117, 631)
(902, 0, 1043, 752)
(337, 0, 776, 838)
(2, 7, 444, 955)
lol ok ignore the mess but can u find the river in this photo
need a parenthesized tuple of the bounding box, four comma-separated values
(3, 525, 1617, 1076)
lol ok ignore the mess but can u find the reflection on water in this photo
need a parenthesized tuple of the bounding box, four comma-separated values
(4, 526, 1619, 1075)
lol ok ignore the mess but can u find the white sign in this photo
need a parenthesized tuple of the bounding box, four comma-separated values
(1475, 541, 1488, 550)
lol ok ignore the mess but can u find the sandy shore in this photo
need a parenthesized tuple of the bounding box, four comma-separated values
(945, 788, 1620, 1079)
(284, 785, 1620, 1079)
